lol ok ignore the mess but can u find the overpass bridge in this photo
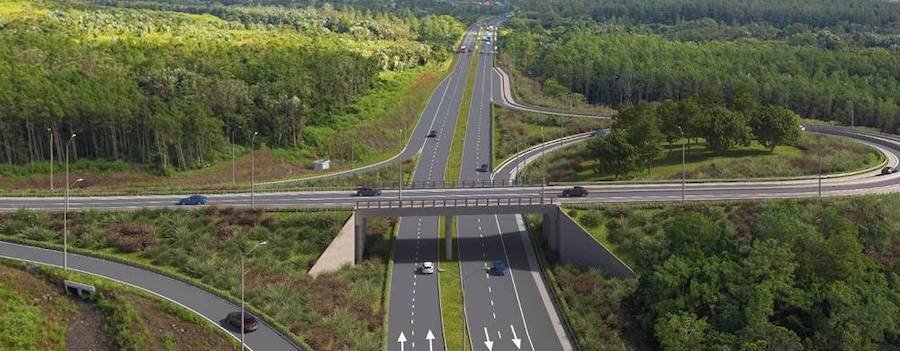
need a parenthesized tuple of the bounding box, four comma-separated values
(352, 196, 635, 278)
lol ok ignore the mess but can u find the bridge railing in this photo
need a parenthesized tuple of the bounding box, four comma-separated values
(355, 196, 553, 209)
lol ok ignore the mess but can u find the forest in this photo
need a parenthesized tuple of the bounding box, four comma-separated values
(0, 0, 463, 171)
(501, 0, 900, 133)
(548, 196, 900, 350)
(515, 0, 900, 30)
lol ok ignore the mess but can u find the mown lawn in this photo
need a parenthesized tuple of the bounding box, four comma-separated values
(0, 208, 394, 351)
(520, 133, 883, 183)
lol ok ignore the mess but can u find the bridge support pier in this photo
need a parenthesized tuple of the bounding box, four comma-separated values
(445, 216, 453, 260)
(354, 214, 367, 264)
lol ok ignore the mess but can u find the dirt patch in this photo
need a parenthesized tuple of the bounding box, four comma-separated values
(125, 294, 237, 351)
(66, 301, 112, 351)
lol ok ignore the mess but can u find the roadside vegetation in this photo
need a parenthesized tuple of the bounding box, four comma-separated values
(516, 93, 882, 183)
(520, 133, 883, 183)
(496, 55, 615, 115)
(492, 105, 606, 163)
(0, 0, 464, 193)
(528, 194, 900, 350)
(0, 258, 238, 351)
(502, 0, 900, 134)
(0, 208, 395, 351)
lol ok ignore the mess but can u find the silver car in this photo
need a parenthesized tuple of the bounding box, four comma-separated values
(420, 262, 435, 274)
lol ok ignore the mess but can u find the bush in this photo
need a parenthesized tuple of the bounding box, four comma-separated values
(20, 226, 57, 242)
(106, 223, 158, 253)
(580, 210, 603, 228)
(97, 293, 149, 351)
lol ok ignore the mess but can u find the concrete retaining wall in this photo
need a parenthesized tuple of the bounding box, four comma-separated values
(554, 209, 636, 278)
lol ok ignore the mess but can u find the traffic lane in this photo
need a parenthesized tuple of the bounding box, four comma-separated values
(387, 217, 444, 351)
(496, 213, 568, 351)
(0, 241, 298, 351)
(458, 215, 531, 351)
(6, 172, 900, 211)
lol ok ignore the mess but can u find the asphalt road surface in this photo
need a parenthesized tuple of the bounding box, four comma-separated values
(457, 22, 572, 351)
(385, 22, 481, 351)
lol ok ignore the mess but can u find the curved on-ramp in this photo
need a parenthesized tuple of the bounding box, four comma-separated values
(0, 241, 300, 351)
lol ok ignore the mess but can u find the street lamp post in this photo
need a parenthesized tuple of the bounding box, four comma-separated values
(232, 128, 237, 187)
(541, 127, 546, 202)
(818, 132, 822, 198)
(398, 128, 403, 204)
(64, 133, 79, 271)
(678, 126, 686, 203)
(48, 128, 54, 191)
(240, 241, 268, 351)
(800, 125, 821, 198)
(250, 131, 258, 209)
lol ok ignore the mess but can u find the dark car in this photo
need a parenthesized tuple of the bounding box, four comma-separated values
(882, 166, 897, 175)
(476, 164, 490, 172)
(177, 195, 207, 206)
(561, 186, 589, 197)
(489, 260, 507, 276)
(427, 130, 438, 138)
(356, 186, 382, 197)
(226, 311, 259, 332)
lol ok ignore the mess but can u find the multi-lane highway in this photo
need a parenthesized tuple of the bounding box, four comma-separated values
(4, 16, 900, 351)
(385, 22, 482, 351)
(456, 23, 572, 351)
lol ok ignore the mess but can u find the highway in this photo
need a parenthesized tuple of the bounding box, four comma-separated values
(385, 22, 482, 351)
(456, 23, 572, 351)
(4, 18, 900, 351)
(3, 127, 900, 210)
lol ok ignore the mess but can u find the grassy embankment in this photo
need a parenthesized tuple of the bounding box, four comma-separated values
(492, 104, 608, 164)
(530, 194, 900, 350)
(0, 61, 450, 196)
(0, 208, 395, 351)
(0, 258, 238, 351)
(495, 49, 614, 115)
(438, 36, 482, 351)
(519, 133, 884, 183)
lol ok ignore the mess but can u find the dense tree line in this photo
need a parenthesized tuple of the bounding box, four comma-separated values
(501, 23, 900, 133)
(591, 96, 800, 179)
(0, 1, 463, 170)
(559, 196, 900, 350)
(515, 0, 900, 30)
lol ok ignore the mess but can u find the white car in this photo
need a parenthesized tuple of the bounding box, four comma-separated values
(420, 262, 435, 274)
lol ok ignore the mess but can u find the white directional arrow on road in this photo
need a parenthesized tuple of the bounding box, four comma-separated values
(426, 330, 436, 351)
(484, 327, 494, 351)
(398, 332, 408, 351)
(510, 325, 522, 349)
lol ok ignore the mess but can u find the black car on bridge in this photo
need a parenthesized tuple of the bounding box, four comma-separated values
(356, 186, 382, 197)
(561, 186, 589, 197)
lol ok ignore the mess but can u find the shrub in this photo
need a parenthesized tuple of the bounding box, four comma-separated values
(97, 293, 149, 351)
(580, 210, 604, 228)
(21, 226, 57, 242)
(106, 223, 158, 253)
